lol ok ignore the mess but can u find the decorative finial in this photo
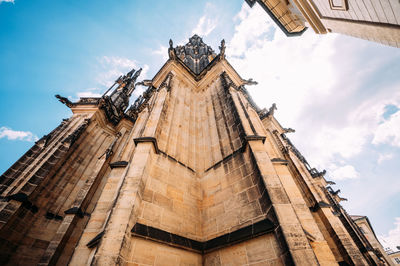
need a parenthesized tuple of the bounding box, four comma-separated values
(168, 39, 176, 60)
(267, 103, 277, 117)
(126, 68, 136, 78)
(219, 39, 226, 60)
(100, 67, 143, 125)
(131, 68, 142, 82)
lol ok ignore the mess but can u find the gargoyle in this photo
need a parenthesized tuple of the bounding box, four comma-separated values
(136, 80, 153, 87)
(242, 78, 258, 86)
(283, 128, 295, 133)
(55, 95, 73, 108)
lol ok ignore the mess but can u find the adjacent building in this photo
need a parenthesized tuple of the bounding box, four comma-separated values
(351, 215, 394, 265)
(388, 250, 400, 264)
(245, 0, 400, 47)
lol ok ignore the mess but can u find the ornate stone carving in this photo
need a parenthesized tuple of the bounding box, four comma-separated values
(98, 132, 122, 159)
(220, 71, 237, 90)
(309, 168, 326, 178)
(283, 128, 295, 133)
(267, 103, 277, 117)
(159, 72, 173, 90)
(136, 80, 152, 87)
(62, 118, 91, 146)
(242, 78, 258, 85)
(55, 95, 73, 108)
(100, 68, 142, 125)
(219, 39, 226, 60)
(168, 39, 176, 60)
(126, 73, 173, 123)
(77, 97, 100, 105)
(175, 34, 216, 74)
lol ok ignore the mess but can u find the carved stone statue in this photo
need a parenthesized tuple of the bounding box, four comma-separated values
(267, 103, 277, 117)
(219, 39, 226, 60)
(168, 39, 176, 60)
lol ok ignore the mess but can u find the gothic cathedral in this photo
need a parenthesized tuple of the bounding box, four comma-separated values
(0, 35, 389, 265)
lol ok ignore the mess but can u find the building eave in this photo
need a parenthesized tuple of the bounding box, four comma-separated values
(246, 0, 308, 37)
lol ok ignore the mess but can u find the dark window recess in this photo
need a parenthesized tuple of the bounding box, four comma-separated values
(329, 0, 349, 11)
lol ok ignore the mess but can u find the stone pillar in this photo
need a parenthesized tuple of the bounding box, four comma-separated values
(93, 84, 170, 265)
(69, 113, 150, 265)
(228, 86, 319, 265)
(248, 139, 320, 265)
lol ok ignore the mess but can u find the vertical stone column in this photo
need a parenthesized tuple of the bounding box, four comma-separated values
(228, 86, 319, 265)
(248, 139, 319, 265)
(93, 79, 171, 265)
(319, 207, 368, 265)
(38, 128, 112, 265)
(287, 149, 368, 264)
(69, 113, 150, 265)
(271, 162, 337, 264)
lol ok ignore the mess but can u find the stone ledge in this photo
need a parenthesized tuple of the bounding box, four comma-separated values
(245, 135, 266, 143)
(271, 158, 289, 165)
(131, 219, 275, 254)
(133, 137, 159, 154)
(109, 161, 129, 169)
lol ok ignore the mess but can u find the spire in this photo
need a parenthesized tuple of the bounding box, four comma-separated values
(100, 68, 142, 125)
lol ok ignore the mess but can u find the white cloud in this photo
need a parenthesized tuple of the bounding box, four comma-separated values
(379, 217, 400, 251)
(227, 2, 400, 174)
(377, 153, 394, 164)
(0, 127, 38, 142)
(0, 0, 14, 3)
(192, 16, 217, 37)
(228, 3, 275, 57)
(76, 91, 102, 98)
(329, 164, 360, 180)
(73, 87, 102, 100)
(96, 56, 149, 88)
(152, 45, 168, 61)
(191, 3, 218, 37)
(373, 110, 400, 147)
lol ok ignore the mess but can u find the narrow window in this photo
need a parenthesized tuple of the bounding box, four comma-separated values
(329, 0, 349, 11)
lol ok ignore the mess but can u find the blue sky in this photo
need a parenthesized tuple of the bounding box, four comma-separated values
(1, 0, 399, 250)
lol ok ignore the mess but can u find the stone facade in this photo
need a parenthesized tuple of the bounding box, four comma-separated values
(351, 216, 394, 265)
(245, 0, 400, 47)
(388, 251, 400, 265)
(0, 35, 387, 265)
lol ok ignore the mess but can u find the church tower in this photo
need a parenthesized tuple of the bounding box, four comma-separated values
(0, 35, 389, 265)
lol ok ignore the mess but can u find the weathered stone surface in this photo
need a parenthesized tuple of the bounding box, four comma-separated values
(0, 35, 377, 266)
